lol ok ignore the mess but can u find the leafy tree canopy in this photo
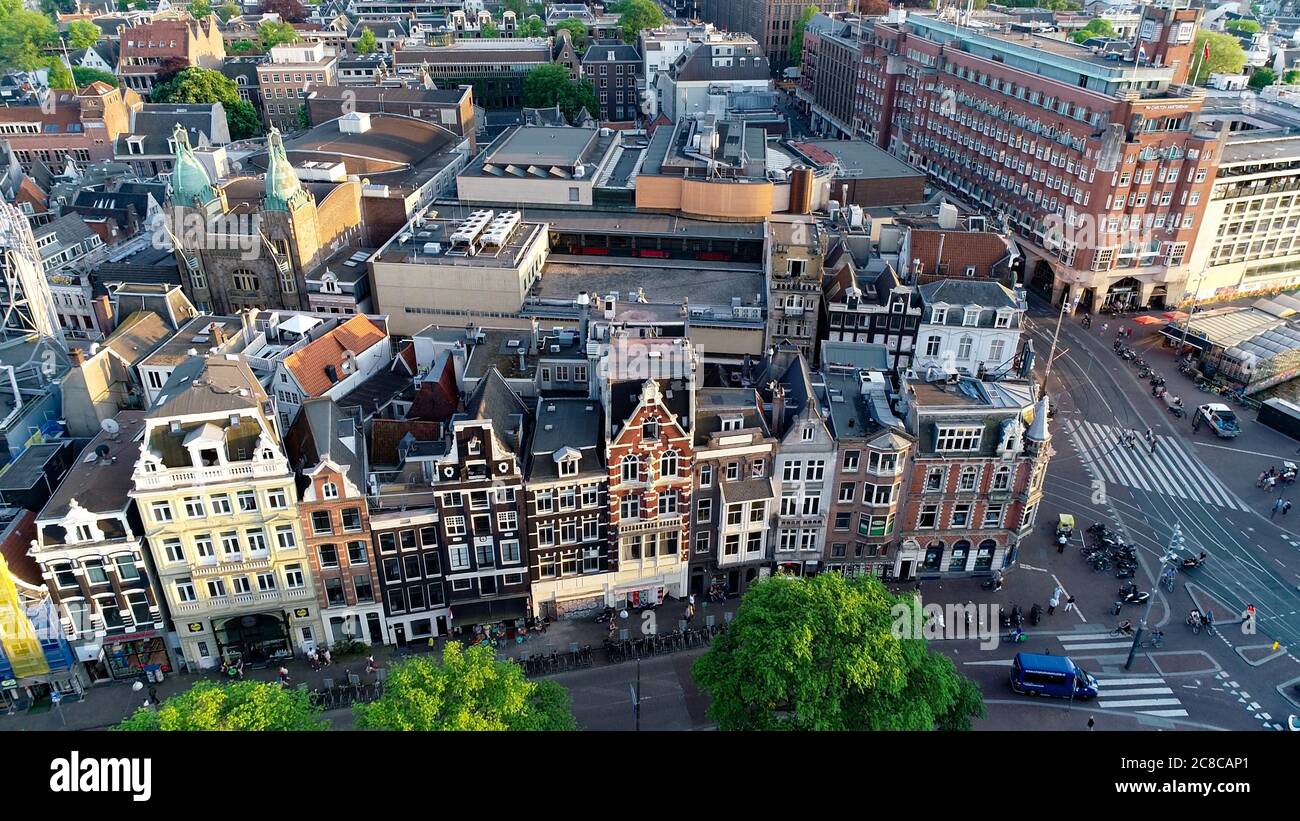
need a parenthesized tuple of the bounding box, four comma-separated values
(615, 0, 664, 45)
(258, 20, 301, 49)
(190, 0, 213, 19)
(518, 18, 545, 38)
(1225, 19, 1261, 34)
(353, 642, 578, 731)
(1192, 31, 1246, 84)
(1250, 66, 1276, 89)
(354, 27, 377, 55)
(150, 67, 261, 139)
(555, 18, 587, 47)
(72, 65, 118, 87)
(481, 21, 499, 38)
(260, 0, 307, 23)
(1071, 18, 1116, 44)
(115, 680, 327, 731)
(692, 573, 985, 731)
(523, 62, 598, 120)
(217, 0, 241, 22)
(67, 20, 102, 51)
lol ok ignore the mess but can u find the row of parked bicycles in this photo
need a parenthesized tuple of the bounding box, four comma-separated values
(517, 646, 595, 676)
(303, 673, 384, 710)
(604, 623, 727, 664)
(1081, 523, 1140, 578)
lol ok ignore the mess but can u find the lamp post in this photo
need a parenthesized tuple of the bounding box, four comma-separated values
(1040, 286, 1078, 397)
(620, 608, 640, 731)
(1125, 524, 1182, 670)
(1176, 267, 1209, 359)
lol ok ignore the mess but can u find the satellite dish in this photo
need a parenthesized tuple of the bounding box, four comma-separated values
(100, 418, 120, 436)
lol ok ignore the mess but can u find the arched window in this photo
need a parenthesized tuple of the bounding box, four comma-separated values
(992, 465, 1011, 491)
(959, 466, 979, 492)
(261, 448, 275, 461)
(322, 482, 339, 500)
(620, 455, 643, 483)
(949, 539, 971, 572)
(660, 449, 679, 478)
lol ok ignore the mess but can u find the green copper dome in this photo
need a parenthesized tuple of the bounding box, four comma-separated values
(170, 124, 216, 207)
(264, 127, 307, 212)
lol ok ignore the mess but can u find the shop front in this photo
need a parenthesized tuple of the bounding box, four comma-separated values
(450, 597, 530, 645)
(103, 632, 170, 681)
(216, 612, 293, 667)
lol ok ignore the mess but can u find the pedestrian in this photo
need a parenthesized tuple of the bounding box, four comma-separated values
(1204, 609, 1214, 634)
(308, 648, 320, 671)
(1285, 500, 1293, 516)
(688, 592, 696, 609)
(323, 648, 332, 667)
(1064, 594, 1076, 612)
(685, 603, 695, 622)
(1149, 438, 1157, 455)
(1088, 716, 1095, 731)
(1048, 590, 1060, 615)
(1102, 322, 1109, 336)
(1266, 475, 1278, 491)
(147, 684, 159, 706)
(1272, 498, 1284, 518)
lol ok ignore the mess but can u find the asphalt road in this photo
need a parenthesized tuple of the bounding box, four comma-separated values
(977, 293, 1300, 731)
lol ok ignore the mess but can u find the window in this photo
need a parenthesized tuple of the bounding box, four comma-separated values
(642, 419, 659, 440)
(194, 534, 215, 561)
(322, 482, 339, 500)
(581, 485, 598, 507)
(801, 425, 815, 442)
(621, 455, 645, 483)
(725, 462, 739, 481)
(925, 335, 941, 357)
(538, 523, 554, 546)
(724, 534, 740, 557)
(959, 466, 979, 492)
(918, 503, 939, 528)
(342, 508, 362, 532)
(842, 450, 860, 472)
(448, 544, 470, 570)
(206, 579, 227, 599)
(956, 336, 973, 360)
(931, 307, 948, 324)
(237, 490, 257, 512)
(115, 555, 141, 581)
(445, 516, 466, 537)
(419, 526, 439, 548)
(699, 464, 713, 487)
(312, 511, 333, 535)
(658, 490, 678, 516)
(988, 338, 1006, 364)
(983, 504, 1004, 528)
(536, 491, 554, 513)
(325, 578, 345, 607)
(424, 553, 441, 576)
(782, 460, 802, 482)
(184, 496, 205, 518)
(284, 564, 304, 588)
(992, 466, 1012, 491)
(211, 494, 232, 515)
(163, 538, 184, 563)
(751, 459, 765, 479)
(696, 498, 712, 524)
(176, 579, 196, 602)
(275, 526, 297, 552)
(695, 531, 710, 554)
(559, 458, 578, 477)
(951, 503, 972, 528)
(498, 510, 518, 530)
(220, 531, 241, 558)
(962, 307, 979, 326)
(806, 460, 825, 482)
(151, 501, 173, 523)
(267, 488, 288, 509)
(726, 503, 743, 526)
(935, 426, 982, 451)
(233, 576, 252, 596)
(660, 450, 679, 477)
(501, 540, 521, 564)
(319, 544, 339, 568)
(620, 496, 640, 520)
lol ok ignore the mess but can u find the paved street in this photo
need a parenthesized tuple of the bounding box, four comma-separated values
(971, 292, 1300, 731)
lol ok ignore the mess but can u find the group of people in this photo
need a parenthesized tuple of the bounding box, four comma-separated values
(218, 659, 245, 680)
(307, 647, 333, 670)
(1117, 427, 1159, 456)
(1257, 464, 1297, 491)
(1272, 497, 1294, 518)
(1188, 608, 1215, 633)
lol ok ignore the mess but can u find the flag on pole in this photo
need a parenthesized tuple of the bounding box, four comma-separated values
(1138, 44, 1148, 64)
(1203, 42, 1210, 62)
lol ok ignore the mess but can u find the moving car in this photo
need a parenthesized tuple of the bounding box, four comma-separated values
(1194, 403, 1240, 438)
(1009, 652, 1098, 700)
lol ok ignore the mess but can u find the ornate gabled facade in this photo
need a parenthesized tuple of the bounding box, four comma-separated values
(600, 334, 699, 606)
(129, 355, 316, 670)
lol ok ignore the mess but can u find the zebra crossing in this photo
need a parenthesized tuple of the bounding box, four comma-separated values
(1057, 634, 1189, 718)
(1062, 419, 1249, 512)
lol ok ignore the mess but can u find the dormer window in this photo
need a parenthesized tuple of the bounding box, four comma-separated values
(559, 457, 578, 477)
(75, 524, 94, 542)
(963, 308, 980, 326)
(995, 310, 1013, 329)
(467, 436, 481, 456)
(323, 482, 339, 499)
(642, 419, 659, 440)
(931, 306, 948, 324)
(261, 448, 275, 461)
(721, 417, 742, 432)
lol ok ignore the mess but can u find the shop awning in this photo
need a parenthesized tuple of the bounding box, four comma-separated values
(1159, 323, 1212, 351)
(1133, 315, 1164, 325)
(1164, 310, 1190, 322)
(451, 597, 528, 626)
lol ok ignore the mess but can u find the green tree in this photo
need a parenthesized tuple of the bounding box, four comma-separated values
(258, 20, 300, 49)
(38, 0, 76, 15)
(295, 104, 309, 129)
(229, 39, 259, 54)
(0, 0, 60, 71)
(151, 67, 262, 140)
(616, 0, 664, 45)
(1225, 19, 1261, 34)
(72, 65, 118, 87)
(1284, 69, 1300, 84)
(555, 18, 587, 47)
(788, 4, 820, 65)
(523, 62, 597, 120)
(190, 0, 213, 19)
(354, 27, 377, 55)
(1070, 18, 1116, 44)
(67, 20, 101, 50)
(46, 60, 73, 89)
(217, 0, 240, 22)
(1250, 66, 1276, 89)
(1191, 31, 1246, 85)
(353, 643, 578, 731)
(115, 680, 327, 731)
(518, 18, 545, 38)
(693, 573, 985, 731)
(116, 0, 128, 11)
(480, 21, 499, 38)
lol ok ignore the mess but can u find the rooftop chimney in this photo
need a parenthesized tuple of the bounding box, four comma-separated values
(770, 382, 786, 432)
(68, 346, 86, 367)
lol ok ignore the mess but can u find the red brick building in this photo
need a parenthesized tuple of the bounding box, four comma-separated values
(117, 15, 227, 93)
(810, 5, 1222, 313)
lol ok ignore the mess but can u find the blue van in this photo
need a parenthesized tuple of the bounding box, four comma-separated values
(1009, 652, 1098, 700)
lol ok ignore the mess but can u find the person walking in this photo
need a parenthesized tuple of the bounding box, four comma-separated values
(1149, 438, 1158, 456)
(1064, 594, 1076, 613)
(1102, 322, 1109, 336)
(1272, 497, 1285, 518)
(1088, 716, 1095, 731)
(1048, 589, 1060, 616)
(1284, 500, 1293, 516)
(322, 648, 332, 667)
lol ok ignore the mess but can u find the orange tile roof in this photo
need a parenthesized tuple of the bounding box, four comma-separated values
(284, 314, 387, 398)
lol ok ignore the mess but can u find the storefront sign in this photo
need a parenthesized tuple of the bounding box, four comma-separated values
(293, 608, 310, 618)
(1, 679, 15, 688)
(187, 622, 204, 633)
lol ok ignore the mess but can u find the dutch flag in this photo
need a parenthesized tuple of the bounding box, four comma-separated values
(1137, 44, 1148, 64)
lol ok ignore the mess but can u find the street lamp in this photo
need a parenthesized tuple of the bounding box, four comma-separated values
(1040, 287, 1078, 397)
(1125, 524, 1182, 670)
(1176, 267, 1209, 360)
(620, 608, 641, 732)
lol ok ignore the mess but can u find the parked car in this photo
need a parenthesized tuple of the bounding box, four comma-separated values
(1194, 403, 1240, 438)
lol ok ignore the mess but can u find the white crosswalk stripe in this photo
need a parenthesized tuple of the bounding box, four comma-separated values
(1056, 635, 1190, 718)
(1062, 419, 1249, 511)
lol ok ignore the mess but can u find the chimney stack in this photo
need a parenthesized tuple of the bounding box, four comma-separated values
(92, 295, 115, 335)
(210, 323, 226, 346)
(770, 382, 786, 432)
(68, 346, 86, 367)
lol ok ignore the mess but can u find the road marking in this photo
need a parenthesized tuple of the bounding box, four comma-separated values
(1137, 708, 1190, 717)
(1094, 678, 1166, 686)
(1096, 687, 1175, 697)
(1193, 441, 1283, 459)
(1059, 640, 1138, 650)
(1097, 697, 1184, 708)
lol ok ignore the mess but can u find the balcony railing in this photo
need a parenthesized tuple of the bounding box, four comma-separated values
(134, 458, 290, 490)
(193, 556, 273, 577)
(616, 514, 685, 535)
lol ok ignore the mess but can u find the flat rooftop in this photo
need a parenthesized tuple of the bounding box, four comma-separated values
(1219, 134, 1300, 165)
(538, 259, 765, 313)
(376, 213, 545, 268)
(908, 374, 1036, 408)
(489, 126, 598, 168)
(142, 315, 243, 366)
(508, 206, 767, 242)
(791, 139, 926, 181)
